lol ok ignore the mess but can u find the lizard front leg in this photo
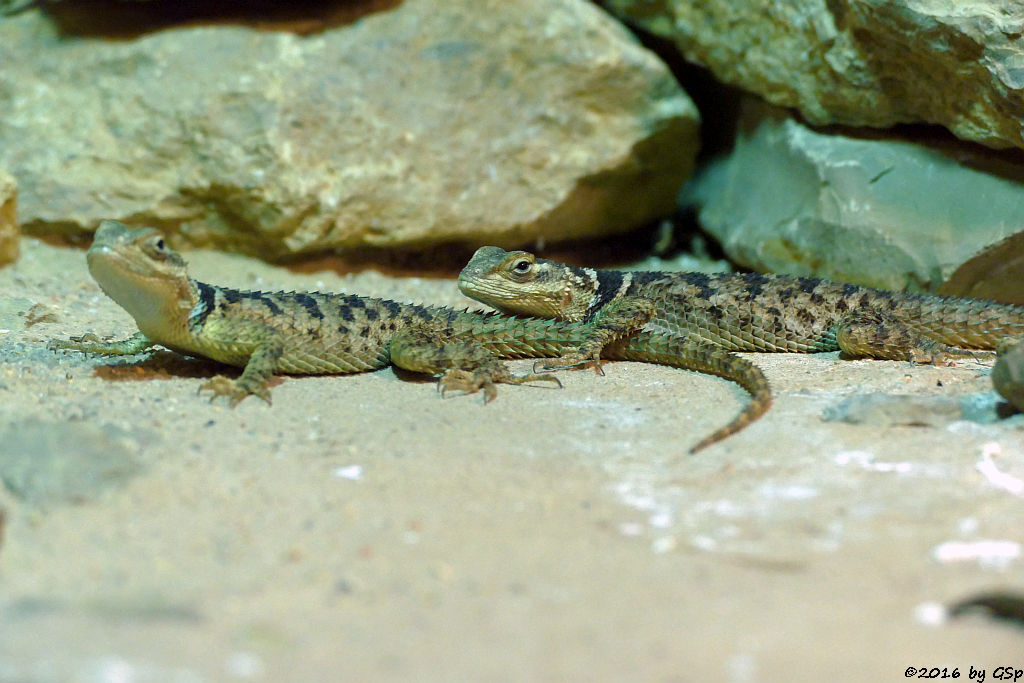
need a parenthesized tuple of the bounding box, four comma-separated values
(538, 296, 657, 373)
(388, 329, 560, 403)
(199, 338, 284, 407)
(835, 312, 986, 365)
(49, 331, 155, 356)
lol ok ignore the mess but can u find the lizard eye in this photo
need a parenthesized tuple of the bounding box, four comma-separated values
(512, 260, 532, 274)
(145, 236, 171, 259)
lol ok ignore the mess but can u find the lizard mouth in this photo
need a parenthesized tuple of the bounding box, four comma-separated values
(87, 243, 159, 280)
(457, 278, 522, 310)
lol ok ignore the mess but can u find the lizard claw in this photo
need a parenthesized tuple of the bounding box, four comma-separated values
(438, 369, 497, 402)
(908, 344, 992, 366)
(511, 371, 563, 389)
(438, 367, 562, 402)
(533, 353, 604, 375)
(967, 349, 997, 364)
(199, 376, 271, 407)
(48, 333, 103, 354)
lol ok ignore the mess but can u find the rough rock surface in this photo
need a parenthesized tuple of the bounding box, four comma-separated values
(684, 100, 1024, 291)
(940, 231, 1024, 305)
(0, 1, 698, 258)
(0, 170, 17, 265)
(992, 340, 1024, 414)
(606, 0, 1024, 150)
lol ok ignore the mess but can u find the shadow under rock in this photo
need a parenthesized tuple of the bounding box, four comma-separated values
(21, 0, 400, 39)
(282, 213, 714, 280)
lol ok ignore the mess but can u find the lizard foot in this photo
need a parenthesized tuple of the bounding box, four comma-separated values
(438, 370, 498, 403)
(48, 333, 104, 354)
(909, 345, 993, 366)
(438, 368, 562, 403)
(49, 331, 153, 357)
(198, 375, 271, 407)
(533, 352, 605, 376)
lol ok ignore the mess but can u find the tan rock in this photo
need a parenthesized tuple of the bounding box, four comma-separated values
(0, 170, 17, 265)
(684, 100, 1024, 291)
(0, 1, 699, 258)
(939, 231, 1024, 304)
(606, 0, 1024, 150)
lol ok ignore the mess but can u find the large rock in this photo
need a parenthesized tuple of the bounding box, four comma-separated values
(684, 100, 1024, 291)
(0, 1, 699, 258)
(606, 0, 1024, 150)
(0, 170, 16, 265)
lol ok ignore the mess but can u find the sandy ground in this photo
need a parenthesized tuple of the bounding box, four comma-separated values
(0, 237, 1022, 682)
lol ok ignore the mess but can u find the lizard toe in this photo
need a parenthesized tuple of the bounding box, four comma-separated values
(908, 344, 979, 366)
(199, 376, 253, 406)
(437, 369, 477, 398)
(534, 353, 602, 373)
(507, 371, 562, 390)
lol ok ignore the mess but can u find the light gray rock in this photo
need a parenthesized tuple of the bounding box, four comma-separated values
(0, 1, 699, 258)
(939, 231, 1024, 305)
(992, 340, 1024, 414)
(823, 392, 1001, 427)
(0, 170, 16, 265)
(606, 0, 1024, 150)
(684, 100, 1024, 291)
(0, 421, 145, 507)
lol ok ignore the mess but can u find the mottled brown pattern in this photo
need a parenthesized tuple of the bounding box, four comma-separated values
(459, 246, 1024, 450)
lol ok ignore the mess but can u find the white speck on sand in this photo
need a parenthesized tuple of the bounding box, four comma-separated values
(932, 540, 1021, 569)
(913, 601, 948, 627)
(332, 464, 363, 481)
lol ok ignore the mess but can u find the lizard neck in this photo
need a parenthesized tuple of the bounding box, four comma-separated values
(549, 264, 606, 322)
(580, 269, 634, 322)
(136, 278, 198, 344)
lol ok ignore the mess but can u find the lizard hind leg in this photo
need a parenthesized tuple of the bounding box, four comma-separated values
(437, 367, 561, 403)
(198, 339, 283, 407)
(535, 296, 658, 374)
(835, 312, 975, 365)
(389, 329, 560, 403)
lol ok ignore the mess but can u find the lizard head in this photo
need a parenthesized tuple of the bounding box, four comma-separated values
(458, 246, 595, 321)
(87, 220, 194, 331)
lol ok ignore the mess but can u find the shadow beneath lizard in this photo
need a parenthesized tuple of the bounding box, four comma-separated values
(91, 350, 235, 384)
(91, 349, 436, 392)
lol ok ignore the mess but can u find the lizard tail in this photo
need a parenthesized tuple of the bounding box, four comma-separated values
(608, 334, 772, 454)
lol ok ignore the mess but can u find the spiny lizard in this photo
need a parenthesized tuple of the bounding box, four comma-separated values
(459, 246, 1024, 449)
(51, 221, 759, 434)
